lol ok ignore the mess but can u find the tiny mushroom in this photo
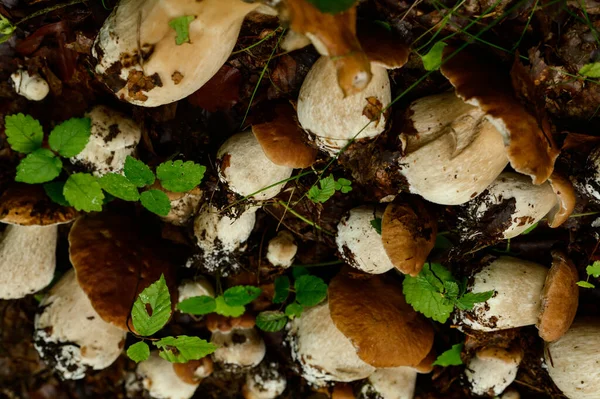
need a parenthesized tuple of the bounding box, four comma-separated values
(10, 69, 50, 101)
(266, 230, 298, 268)
(71, 105, 142, 176)
(243, 361, 287, 399)
(150, 181, 203, 226)
(172, 357, 214, 385)
(454, 252, 578, 341)
(136, 351, 201, 399)
(208, 314, 266, 368)
(465, 346, 524, 397)
(0, 184, 77, 299)
(359, 367, 420, 399)
(178, 277, 215, 304)
(34, 270, 126, 380)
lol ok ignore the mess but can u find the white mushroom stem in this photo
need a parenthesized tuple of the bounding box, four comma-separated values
(455, 256, 548, 331)
(288, 302, 375, 385)
(10, 70, 49, 101)
(34, 270, 126, 380)
(243, 362, 287, 399)
(399, 92, 508, 205)
(137, 352, 199, 399)
(360, 367, 417, 399)
(0, 225, 57, 299)
(465, 347, 523, 396)
(161, 188, 203, 226)
(545, 319, 600, 399)
(211, 327, 266, 368)
(266, 230, 297, 268)
(297, 57, 391, 156)
(178, 277, 215, 303)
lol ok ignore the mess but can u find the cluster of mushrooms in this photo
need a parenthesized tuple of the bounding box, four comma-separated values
(2, 0, 597, 398)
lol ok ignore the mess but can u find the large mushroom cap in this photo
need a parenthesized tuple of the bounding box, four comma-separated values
(69, 212, 177, 331)
(328, 271, 434, 368)
(34, 270, 126, 380)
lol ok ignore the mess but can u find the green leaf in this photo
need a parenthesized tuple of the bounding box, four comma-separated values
(577, 281, 595, 288)
(177, 296, 216, 315)
(435, 234, 453, 249)
(4, 114, 44, 153)
(256, 311, 288, 332)
(43, 181, 69, 206)
(168, 15, 196, 45)
(295, 275, 327, 307)
(370, 218, 382, 235)
(15, 149, 62, 184)
(273, 276, 290, 304)
(140, 190, 171, 216)
(444, 281, 460, 301)
(402, 263, 455, 323)
(48, 118, 91, 157)
(63, 173, 104, 212)
(156, 160, 206, 193)
(124, 156, 155, 187)
(98, 173, 140, 201)
(432, 343, 464, 367)
(214, 296, 245, 317)
(0, 14, 16, 43)
(285, 302, 304, 319)
(131, 274, 172, 336)
(308, 175, 336, 203)
(579, 62, 600, 78)
(586, 261, 600, 278)
(456, 291, 495, 311)
(155, 336, 217, 363)
(421, 41, 447, 71)
(334, 178, 352, 194)
(520, 222, 539, 235)
(127, 341, 150, 363)
(306, 0, 357, 14)
(223, 286, 262, 307)
(292, 267, 309, 279)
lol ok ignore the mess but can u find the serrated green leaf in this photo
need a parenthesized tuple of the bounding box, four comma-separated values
(432, 343, 464, 367)
(334, 178, 352, 194)
(131, 275, 172, 336)
(456, 291, 495, 311)
(285, 302, 303, 318)
(421, 41, 447, 71)
(127, 341, 150, 363)
(4, 113, 44, 153)
(48, 117, 91, 157)
(140, 189, 171, 216)
(98, 173, 140, 201)
(402, 263, 455, 323)
(587, 261, 600, 278)
(43, 181, 69, 206)
(306, 0, 356, 14)
(256, 311, 288, 332)
(308, 175, 336, 203)
(177, 296, 216, 315)
(292, 267, 309, 279)
(214, 296, 245, 317)
(370, 218, 382, 235)
(273, 276, 290, 304)
(0, 14, 15, 43)
(579, 62, 600, 78)
(444, 281, 459, 301)
(577, 281, 595, 288)
(63, 173, 104, 212)
(124, 156, 155, 187)
(16, 149, 62, 184)
(168, 15, 196, 46)
(156, 160, 206, 193)
(155, 336, 217, 363)
(223, 286, 262, 307)
(295, 275, 327, 307)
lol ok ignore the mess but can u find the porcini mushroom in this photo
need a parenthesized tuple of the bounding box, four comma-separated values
(11, 69, 49, 101)
(465, 346, 523, 397)
(136, 351, 200, 399)
(208, 315, 266, 368)
(150, 182, 203, 226)
(359, 367, 419, 399)
(266, 230, 297, 268)
(178, 277, 215, 304)
(0, 184, 77, 299)
(172, 357, 214, 385)
(34, 270, 126, 380)
(243, 362, 287, 399)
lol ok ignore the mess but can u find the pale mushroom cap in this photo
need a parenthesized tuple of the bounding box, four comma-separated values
(465, 347, 523, 396)
(217, 131, 293, 200)
(0, 225, 57, 299)
(360, 367, 417, 399)
(71, 105, 141, 176)
(400, 92, 508, 205)
(336, 205, 395, 274)
(162, 187, 203, 226)
(545, 319, 600, 399)
(455, 256, 548, 331)
(211, 327, 266, 368)
(266, 230, 297, 268)
(178, 277, 215, 303)
(297, 57, 391, 155)
(244, 362, 287, 399)
(34, 270, 126, 380)
(10, 70, 49, 101)
(93, 0, 259, 106)
(289, 302, 376, 385)
(137, 352, 199, 399)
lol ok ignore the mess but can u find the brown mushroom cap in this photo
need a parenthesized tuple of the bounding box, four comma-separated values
(0, 184, 77, 226)
(252, 103, 317, 168)
(331, 383, 356, 399)
(440, 48, 559, 185)
(537, 251, 579, 342)
(68, 212, 177, 331)
(546, 172, 576, 228)
(328, 270, 434, 368)
(206, 313, 256, 333)
(381, 200, 437, 276)
(172, 357, 213, 384)
(414, 347, 437, 374)
(357, 23, 410, 70)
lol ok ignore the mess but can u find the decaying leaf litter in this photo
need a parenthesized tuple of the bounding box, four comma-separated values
(1, 0, 600, 398)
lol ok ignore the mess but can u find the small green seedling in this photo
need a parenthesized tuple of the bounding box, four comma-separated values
(308, 175, 352, 203)
(577, 261, 600, 288)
